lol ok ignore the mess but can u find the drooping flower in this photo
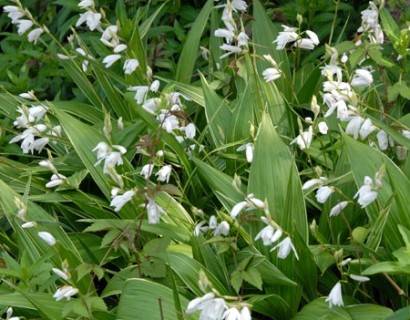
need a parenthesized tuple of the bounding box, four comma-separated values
(354, 176, 378, 208)
(102, 54, 121, 68)
(52, 267, 70, 281)
(53, 285, 79, 301)
(219, 44, 242, 59)
(150, 80, 160, 92)
(213, 221, 230, 236)
(351, 69, 373, 87)
(237, 31, 249, 47)
(146, 198, 163, 224)
(156, 165, 172, 183)
(185, 123, 196, 139)
(329, 201, 349, 217)
(316, 186, 334, 203)
(237, 142, 254, 163)
(291, 126, 313, 150)
(230, 194, 265, 218)
(326, 282, 344, 308)
(359, 118, 376, 139)
(140, 164, 154, 180)
(271, 236, 299, 260)
(27, 28, 43, 44)
(45, 173, 67, 188)
(38, 231, 56, 246)
(15, 19, 33, 35)
(377, 130, 388, 150)
(110, 190, 135, 212)
(255, 225, 283, 247)
(345, 116, 364, 140)
(318, 121, 328, 134)
(349, 274, 370, 282)
(232, 0, 248, 12)
(262, 67, 281, 82)
(295, 30, 319, 50)
(214, 28, 235, 43)
(76, 11, 101, 31)
(123, 59, 139, 74)
(78, 0, 94, 8)
(273, 25, 298, 50)
(114, 44, 127, 53)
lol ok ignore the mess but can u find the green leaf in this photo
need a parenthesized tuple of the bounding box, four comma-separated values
(294, 298, 392, 320)
(176, 0, 213, 83)
(380, 8, 400, 42)
(116, 279, 191, 320)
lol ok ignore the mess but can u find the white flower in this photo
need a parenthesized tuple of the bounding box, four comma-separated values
(213, 221, 230, 236)
(15, 20, 33, 35)
(4, 5, 24, 22)
(354, 176, 378, 208)
(295, 30, 319, 50)
(156, 165, 172, 183)
(376, 130, 389, 150)
(27, 27, 43, 44)
(159, 114, 180, 133)
(231, 201, 248, 218)
(100, 25, 119, 47)
(351, 69, 373, 87)
(76, 11, 101, 31)
(336, 100, 349, 121)
(128, 86, 149, 104)
(93, 142, 109, 161)
(237, 32, 249, 47)
(262, 67, 281, 82)
(19, 91, 36, 100)
(329, 201, 349, 217)
(237, 143, 254, 163)
(291, 126, 313, 150)
(255, 225, 283, 246)
(150, 80, 160, 92)
(345, 116, 364, 140)
(52, 267, 69, 281)
(102, 54, 121, 68)
(21, 221, 37, 228)
(318, 121, 328, 134)
(219, 44, 242, 59)
(326, 282, 343, 308)
(359, 118, 376, 139)
(273, 25, 298, 50)
(240, 306, 251, 320)
(302, 178, 324, 190)
(123, 59, 139, 74)
(349, 274, 370, 282)
(185, 123, 196, 139)
(223, 307, 241, 320)
(186, 293, 215, 314)
(341, 53, 348, 63)
(110, 190, 135, 212)
(142, 98, 160, 114)
(114, 44, 128, 53)
(38, 231, 56, 246)
(78, 0, 94, 8)
(45, 173, 67, 188)
(214, 28, 235, 43)
(53, 285, 79, 301)
(146, 198, 163, 224)
(232, 0, 248, 11)
(316, 186, 334, 203)
(140, 164, 154, 180)
(271, 236, 299, 260)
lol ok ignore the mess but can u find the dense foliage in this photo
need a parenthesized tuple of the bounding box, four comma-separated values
(0, 0, 409, 319)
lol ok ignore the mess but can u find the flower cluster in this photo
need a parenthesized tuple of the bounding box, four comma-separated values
(186, 292, 251, 320)
(357, 1, 384, 44)
(194, 215, 230, 237)
(214, 0, 249, 59)
(273, 25, 319, 51)
(9, 99, 61, 154)
(4, 2, 44, 44)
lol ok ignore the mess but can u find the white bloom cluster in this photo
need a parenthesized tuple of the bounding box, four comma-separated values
(273, 25, 319, 51)
(255, 217, 299, 260)
(186, 292, 251, 320)
(76, 0, 101, 32)
(214, 0, 248, 59)
(194, 215, 230, 237)
(4, 4, 44, 44)
(93, 142, 127, 187)
(354, 175, 380, 208)
(262, 54, 282, 83)
(357, 1, 384, 44)
(9, 103, 61, 154)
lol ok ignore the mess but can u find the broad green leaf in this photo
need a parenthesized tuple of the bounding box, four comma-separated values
(201, 75, 232, 147)
(248, 112, 307, 240)
(176, 0, 213, 83)
(380, 8, 400, 42)
(52, 108, 111, 198)
(116, 279, 191, 320)
(294, 298, 392, 320)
